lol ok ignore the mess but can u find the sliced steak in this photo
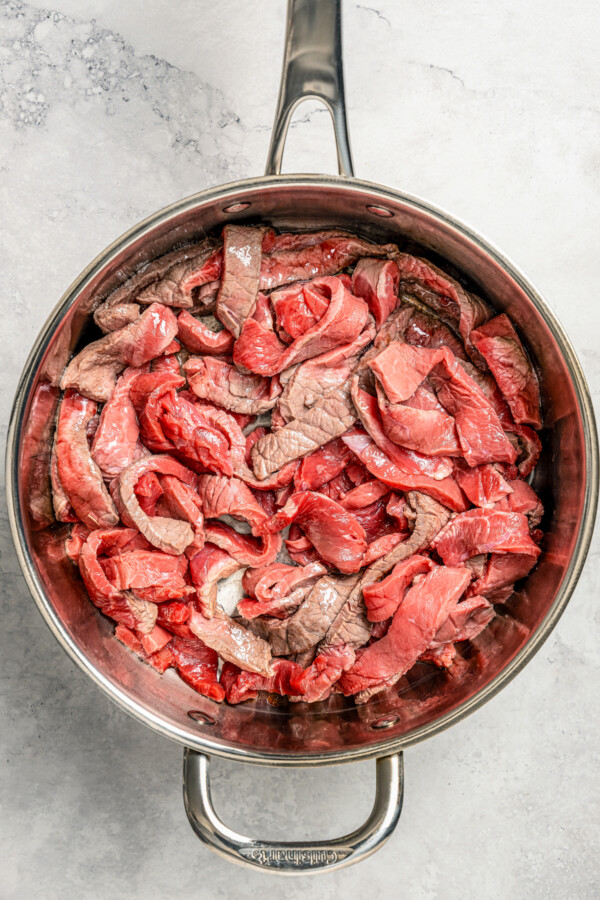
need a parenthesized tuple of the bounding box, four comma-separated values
(112, 455, 198, 554)
(135, 241, 222, 308)
(185, 357, 281, 416)
(351, 258, 400, 328)
(388, 250, 492, 366)
(61, 303, 179, 402)
(471, 314, 542, 428)
(177, 311, 234, 356)
(338, 564, 472, 700)
(259, 233, 393, 291)
(250, 574, 360, 656)
(216, 225, 265, 337)
(189, 543, 243, 618)
(91, 365, 148, 479)
(321, 491, 452, 650)
(233, 276, 369, 376)
(188, 608, 273, 676)
(251, 381, 357, 480)
(56, 390, 119, 530)
(93, 241, 218, 333)
(278, 322, 375, 423)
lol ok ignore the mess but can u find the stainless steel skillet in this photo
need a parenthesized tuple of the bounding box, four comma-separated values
(6, 0, 598, 875)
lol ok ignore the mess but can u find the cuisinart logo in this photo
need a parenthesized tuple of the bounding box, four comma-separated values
(239, 847, 350, 867)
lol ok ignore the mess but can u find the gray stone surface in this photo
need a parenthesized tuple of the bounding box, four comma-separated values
(1, 1, 599, 897)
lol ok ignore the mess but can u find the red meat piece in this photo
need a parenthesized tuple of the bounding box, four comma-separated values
(216, 225, 265, 337)
(294, 438, 353, 491)
(134, 471, 163, 516)
(102, 549, 187, 591)
(289, 643, 356, 702)
(469, 552, 540, 598)
(65, 523, 92, 565)
(185, 356, 281, 416)
(56, 390, 119, 530)
(432, 509, 541, 566)
(454, 462, 513, 508)
(139, 624, 173, 655)
(245, 427, 269, 466)
(378, 384, 461, 457)
(257, 492, 368, 574)
(351, 258, 399, 328)
(339, 565, 472, 699)
(342, 429, 468, 512)
(156, 601, 192, 629)
(370, 343, 516, 466)
(61, 303, 179, 402)
(351, 384, 454, 478)
(177, 310, 234, 355)
(471, 314, 541, 428)
(220, 659, 303, 704)
(170, 635, 226, 701)
(339, 480, 390, 510)
(271, 281, 330, 340)
(188, 543, 243, 618)
(159, 474, 205, 553)
(242, 561, 327, 602)
(78, 528, 157, 633)
(112, 455, 198, 555)
(188, 609, 273, 675)
(493, 478, 543, 527)
(233, 276, 369, 376)
(363, 554, 434, 622)
(91, 365, 148, 479)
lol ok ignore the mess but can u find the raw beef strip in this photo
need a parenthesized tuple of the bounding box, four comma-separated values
(257, 492, 368, 574)
(432, 509, 541, 565)
(294, 438, 353, 491)
(377, 382, 461, 457)
(185, 357, 281, 415)
(453, 462, 513, 509)
(170, 635, 226, 701)
(188, 608, 274, 676)
(102, 549, 187, 592)
(220, 659, 303, 704)
(56, 390, 119, 530)
(91, 365, 148, 478)
(93, 239, 220, 332)
(363, 555, 433, 622)
(242, 562, 328, 604)
(189, 543, 243, 618)
(289, 644, 356, 702)
(322, 491, 452, 650)
(50, 432, 77, 523)
(471, 314, 541, 428)
(112, 455, 198, 554)
(469, 551, 540, 598)
(277, 322, 375, 423)
(61, 303, 179, 402)
(425, 595, 494, 650)
(136, 242, 222, 308)
(339, 480, 390, 510)
(233, 277, 369, 376)
(249, 574, 360, 656)
(251, 380, 357, 480)
(342, 429, 467, 512)
(177, 311, 234, 356)
(351, 258, 400, 328)
(389, 250, 492, 366)
(259, 233, 392, 291)
(403, 307, 469, 360)
(370, 343, 517, 466)
(23, 381, 57, 529)
(216, 225, 266, 337)
(493, 478, 543, 528)
(78, 528, 157, 632)
(338, 565, 472, 700)
(237, 584, 314, 621)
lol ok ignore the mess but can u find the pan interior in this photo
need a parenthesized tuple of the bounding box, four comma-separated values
(11, 177, 596, 763)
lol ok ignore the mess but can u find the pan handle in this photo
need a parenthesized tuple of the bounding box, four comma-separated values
(265, 0, 354, 178)
(183, 749, 403, 874)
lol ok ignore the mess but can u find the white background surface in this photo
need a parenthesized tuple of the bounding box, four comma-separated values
(1, 1, 599, 897)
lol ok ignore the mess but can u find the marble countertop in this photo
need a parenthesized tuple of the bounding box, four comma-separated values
(1, 1, 599, 897)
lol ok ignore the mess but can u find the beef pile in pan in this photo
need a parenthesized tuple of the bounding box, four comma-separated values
(50, 225, 544, 705)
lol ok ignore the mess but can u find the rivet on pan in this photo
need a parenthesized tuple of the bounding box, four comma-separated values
(371, 714, 400, 730)
(366, 205, 394, 218)
(223, 202, 251, 213)
(188, 710, 216, 725)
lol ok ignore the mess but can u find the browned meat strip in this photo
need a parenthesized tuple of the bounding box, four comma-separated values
(135, 240, 221, 308)
(216, 225, 266, 337)
(112, 455, 198, 555)
(61, 303, 179, 402)
(93, 240, 219, 332)
(250, 382, 357, 480)
(188, 608, 273, 676)
(248, 574, 360, 656)
(321, 491, 452, 649)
